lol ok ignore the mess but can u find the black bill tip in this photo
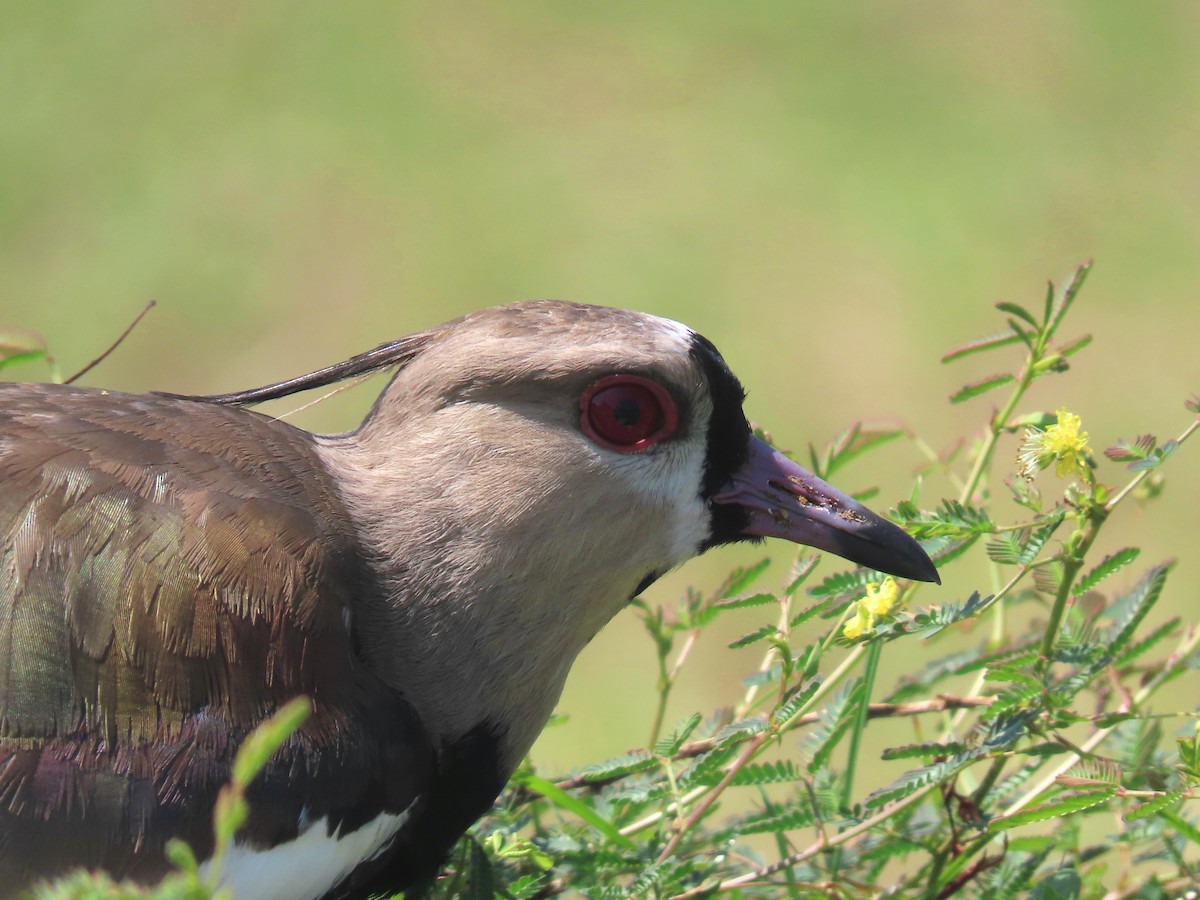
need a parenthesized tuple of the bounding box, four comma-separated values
(712, 437, 940, 584)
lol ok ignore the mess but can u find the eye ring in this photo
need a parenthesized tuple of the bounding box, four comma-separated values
(580, 374, 679, 453)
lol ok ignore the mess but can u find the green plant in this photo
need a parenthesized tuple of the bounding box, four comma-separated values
(23, 265, 1200, 898)
(423, 264, 1200, 898)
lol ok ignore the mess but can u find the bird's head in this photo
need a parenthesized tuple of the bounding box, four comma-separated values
(329, 301, 937, 599)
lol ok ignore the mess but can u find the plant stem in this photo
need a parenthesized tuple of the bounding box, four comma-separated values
(668, 778, 937, 899)
(957, 360, 1037, 506)
(1004, 621, 1200, 818)
(841, 641, 880, 811)
(648, 629, 698, 748)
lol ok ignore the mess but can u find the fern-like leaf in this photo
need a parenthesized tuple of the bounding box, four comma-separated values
(1124, 790, 1185, 822)
(1106, 564, 1170, 657)
(991, 788, 1115, 831)
(729, 623, 778, 649)
(942, 330, 1024, 363)
(772, 675, 823, 728)
(712, 591, 776, 612)
(865, 748, 985, 809)
(654, 713, 702, 758)
(1114, 617, 1180, 668)
(882, 741, 972, 761)
(579, 750, 656, 782)
(950, 372, 1016, 404)
(729, 760, 804, 787)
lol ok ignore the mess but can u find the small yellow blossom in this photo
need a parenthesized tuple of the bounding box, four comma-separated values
(861, 578, 901, 616)
(841, 604, 872, 640)
(1017, 408, 1092, 481)
(842, 577, 902, 640)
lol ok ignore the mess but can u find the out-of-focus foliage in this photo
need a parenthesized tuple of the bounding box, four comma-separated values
(3, 0, 1198, 861)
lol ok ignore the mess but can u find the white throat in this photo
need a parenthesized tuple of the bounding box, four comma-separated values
(319, 414, 710, 771)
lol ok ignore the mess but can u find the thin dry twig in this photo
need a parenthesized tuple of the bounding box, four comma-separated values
(64, 300, 156, 384)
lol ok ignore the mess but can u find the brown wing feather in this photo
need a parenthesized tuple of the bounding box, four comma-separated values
(0, 383, 430, 891)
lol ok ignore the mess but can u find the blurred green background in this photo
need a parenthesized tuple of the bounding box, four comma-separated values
(3, 3, 1197, 782)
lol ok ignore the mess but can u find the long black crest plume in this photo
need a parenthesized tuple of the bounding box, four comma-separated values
(156, 332, 434, 407)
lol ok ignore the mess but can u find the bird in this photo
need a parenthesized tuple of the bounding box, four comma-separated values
(0, 300, 937, 899)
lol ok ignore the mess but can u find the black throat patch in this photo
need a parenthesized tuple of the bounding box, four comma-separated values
(688, 333, 754, 550)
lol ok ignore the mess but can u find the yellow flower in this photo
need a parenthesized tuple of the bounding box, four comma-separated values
(842, 604, 872, 640)
(1017, 408, 1092, 481)
(861, 577, 901, 616)
(1043, 408, 1090, 478)
(842, 577, 902, 640)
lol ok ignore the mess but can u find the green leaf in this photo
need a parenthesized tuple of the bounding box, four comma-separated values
(163, 839, 200, 875)
(950, 372, 1016, 404)
(1104, 433, 1156, 463)
(1158, 809, 1200, 846)
(0, 329, 49, 369)
(729, 623, 778, 649)
(941, 330, 1023, 363)
(1107, 564, 1170, 657)
(987, 684, 1042, 715)
(874, 592, 990, 641)
(1014, 742, 1071, 758)
(507, 874, 549, 899)
(1124, 790, 1184, 822)
(1114, 617, 1180, 668)
(654, 712, 702, 757)
(1049, 262, 1092, 334)
(728, 760, 804, 787)
(983, 667, 1042, 690)
(1104, 434, 1178, 473)
(729, 804, 818, 836)
(1029, 869, 1082, 900)
(712, 591, 776, 612)
(466, 837, 496, 900)
(711, 717, 767, 748)
(884, 645, 986, 702)
(1022, 510, 1066, 564)
(579, 750, 656, 782)
(814, 424, 904, 480)
(789, 595, 835, 628)
(1056, 333, 1093, 358)
(772, 675, 823, 728)
(784, 554, 820, 596)
(881, 741, 972, 761)
(514, 773, 637, 850)
(986, 531, 1024, 566)
(987, 510, 1065, 566)
(716, 558, 771, 598)
(0, 349, 49, 372)
(810, 567, 877, 598)
(892, 499, 994, 541)
(231, 696, 311, 786)
(865, 749, 984, 809)
(996, 300, 1039, 328)
(742, 663, 783, 688)
(990, 787, 1114, 831)
(1075, 548, 1141, 596)
(213, 788, 249, 845)
(803, 680, 864, 773)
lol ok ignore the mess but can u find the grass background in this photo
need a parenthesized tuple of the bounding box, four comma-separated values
(3, 3, 1197, 787)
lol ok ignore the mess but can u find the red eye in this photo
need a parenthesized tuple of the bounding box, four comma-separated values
(580, 375, 679, 452)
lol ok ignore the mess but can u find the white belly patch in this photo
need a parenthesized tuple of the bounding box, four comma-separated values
(198, 803, 416, 900)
